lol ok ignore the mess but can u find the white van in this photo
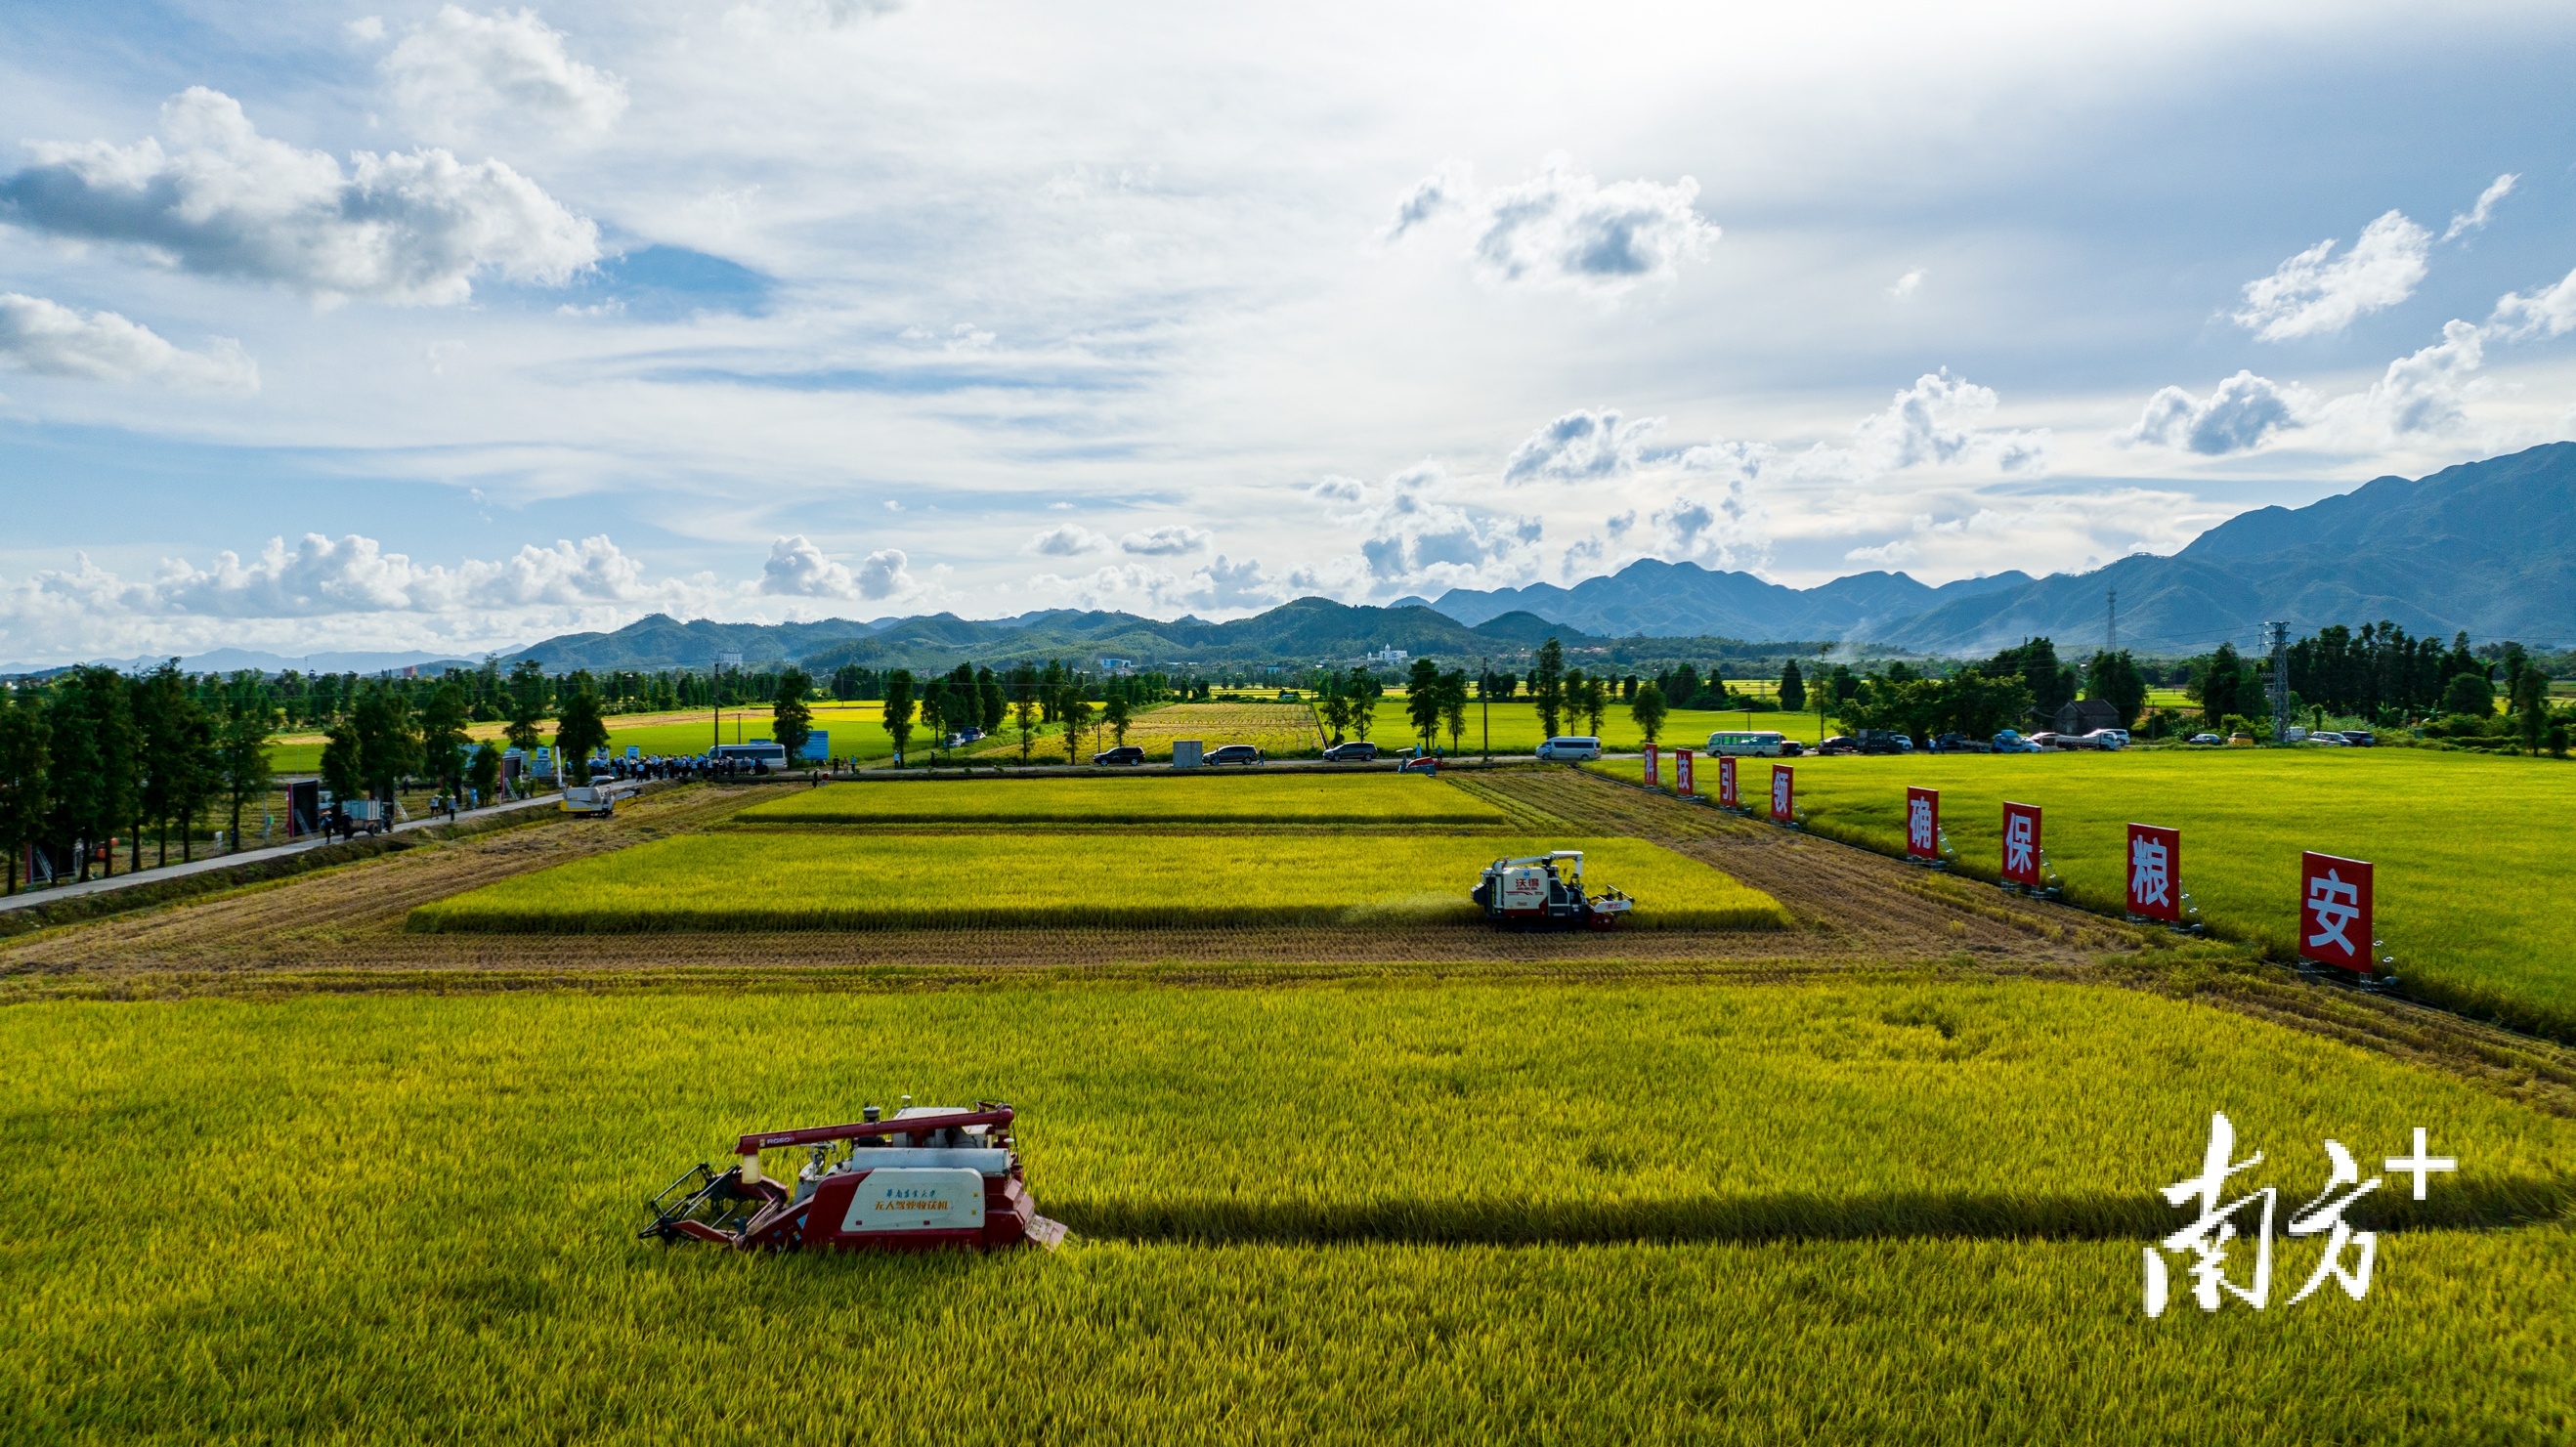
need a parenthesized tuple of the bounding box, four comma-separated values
(1535, 736, 1603, 761)
(1707, 730, 1793, 757)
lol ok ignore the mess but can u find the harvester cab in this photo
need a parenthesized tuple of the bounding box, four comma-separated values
(1471, 850, 1634, 930)
(642, 1101, 1068, 1254)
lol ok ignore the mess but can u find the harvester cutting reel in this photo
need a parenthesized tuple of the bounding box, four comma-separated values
(642, 1103, 1069, 1253)
(1472, 850, 1633, 930)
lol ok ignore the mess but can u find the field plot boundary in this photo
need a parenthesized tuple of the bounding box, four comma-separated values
(734, 773, 1523, 828)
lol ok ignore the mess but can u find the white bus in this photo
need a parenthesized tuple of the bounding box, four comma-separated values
(1706, 730, 1797, 757)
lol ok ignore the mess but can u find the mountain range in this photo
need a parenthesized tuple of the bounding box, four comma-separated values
(513, 597, 1812, 674)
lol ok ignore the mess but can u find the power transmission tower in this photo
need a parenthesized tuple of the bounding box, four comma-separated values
(2106, 587, 2117, 655)
(2264, 621, 2292, 744)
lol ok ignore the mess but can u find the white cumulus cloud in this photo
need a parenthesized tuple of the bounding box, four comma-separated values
(2367, 319, 2484, 436)
(2233, 210, 2430, 341)
(383, 6, 629, 146)
(852, 548, 915, 600)
(0, 292, 257, 392)
(759, 534, 858, 597)
(2123, 369, 2315, 454)
(1024, 523, 1110, 556)
(0, 87, 600, 305)
(1836, 369, 2049, 476)
(1387, 154, 1719, 295)
(1502, 406, 1660, 484)
(1120, 525, 1211, 556)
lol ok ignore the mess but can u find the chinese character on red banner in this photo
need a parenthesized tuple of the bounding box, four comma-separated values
(1718, 754, 1739, 809)
(1642, 743, 1659, 787)
(1770, 764, 1794, 823)
(1674, 748, 1695, 797)
(2298, 852, 2374, 972)
(2127, 824, 2181, 922)
(2001, 801, 2042, 886)
(1906, 786, 1940, 860)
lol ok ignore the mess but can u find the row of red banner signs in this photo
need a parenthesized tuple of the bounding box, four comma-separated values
(1638, 747, 2378, 974)
(1643, 746, 1794, 821)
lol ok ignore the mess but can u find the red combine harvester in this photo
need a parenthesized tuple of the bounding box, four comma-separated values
(1472, 850, 1633, 930)
(642, 1102, 1067, 1253)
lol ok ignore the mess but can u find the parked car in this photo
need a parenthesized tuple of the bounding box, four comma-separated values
(2080, 729, 2127, 750)
(2188, 733, 2223, 745)
(1320, 741, 1379, 762)
(1206, 744, 1263, 765)
(1930, 733, 1994, 754)
(2028, 732, 2074, 749)
(1991, 730, 2039, 753)
(1535, 735, 1604, 761)
(1855, 729, 1913, 755)
(1816, 735, 1861, 755)
(2305, 731, 2348, 746)
(2338, 730, 2377, 746)
(1092, 745, 1146, 765)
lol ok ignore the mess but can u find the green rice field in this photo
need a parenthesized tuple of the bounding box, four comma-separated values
(737, 774, 1515, 826)
(1591, 748, 2576, 1040)
(407, 832, 1785, 932)
(6, 984, 2568, 1442)
(265, 703, 897, 775)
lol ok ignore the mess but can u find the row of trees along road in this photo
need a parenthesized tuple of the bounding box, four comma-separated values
(0, 664, 284, 892)
(870, 663, 1186, 764)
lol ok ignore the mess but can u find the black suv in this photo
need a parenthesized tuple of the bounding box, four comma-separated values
(1856, 729, 1913, 755)
(1092, 745, 1146, 765)
(1320, 741, 1379, 762)
(1206, 744, 1263, 765)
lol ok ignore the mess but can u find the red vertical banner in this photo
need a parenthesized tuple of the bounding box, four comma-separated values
(1642, 743, 1659, 787)
(2298, 852, 2375, 972)
(1770, 764, 1795, 823)
(1905, 787, 1941, 861)
(1717, 754, 1739, 809)
(1674, 748, 1696, 797)
(2000, 802, 2043, 887)
(2126, 824, 2181, 922)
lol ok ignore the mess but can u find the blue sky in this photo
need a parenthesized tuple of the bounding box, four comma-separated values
(5, 0, 2576, 662)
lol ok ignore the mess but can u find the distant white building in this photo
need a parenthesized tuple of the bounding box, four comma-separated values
(1099, 657, 1137, 675)
(1368, 647, 1408, 668)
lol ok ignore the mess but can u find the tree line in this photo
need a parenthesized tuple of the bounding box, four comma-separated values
(0, 664, 282, 891)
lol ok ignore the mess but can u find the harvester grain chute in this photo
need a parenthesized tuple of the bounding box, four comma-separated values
(642, 1102, 1067, 1253)
(1471, 850, 1633, 930)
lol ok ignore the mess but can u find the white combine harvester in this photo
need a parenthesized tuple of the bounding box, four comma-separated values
(1471, 850, 1633, 930)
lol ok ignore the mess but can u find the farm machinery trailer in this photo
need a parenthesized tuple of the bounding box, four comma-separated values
(1472, 850, 1633, 929)
(642, 1103, 1066, 1253)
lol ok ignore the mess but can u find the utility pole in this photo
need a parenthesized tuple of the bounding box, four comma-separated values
(2106, 587, 2117, 655)
(2264, 621, 2292, 744)
(1479, 656, 1490, 763)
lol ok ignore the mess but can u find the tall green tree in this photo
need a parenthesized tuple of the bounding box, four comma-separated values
(502, 659, 549, 756)
(50, 667, 136, 881)
(2083, 650, 2149, 729)
(1345, 667, 1379, 742)
(1318, 675, 1352, 744)
(1102, 691, 1133, 746)
(468, 742, 504, 803)
(1405, 659, 1443, 751)
(881, 670, 918, 763)
(552, 678, 610, 783)
(134, 662, 200, 867)
(419, 683, 473, 800)
(1579, 676, 1609, 736)
(166, 693, 219, 863)
(320, 719, 365, 808)
(0, 690, 49, 893)
(2439, 669, 2495, 720)
(352, 683, 422, 803)
(1011, 676, 1041, 763)
(2199, 643, 2249, 731)
(1531, 639, 1567, 738)
(976, 665, 1007, 734)
(218, 677, 277, 852)
(1630, 682, 1668, 745)
(1778, 660, 1807, 714)
(2513, 667, 2548, 751)
(770, 667, 815, 763)
(1438, 668, 1470, 755)
(1056, 685, 1092, 762)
